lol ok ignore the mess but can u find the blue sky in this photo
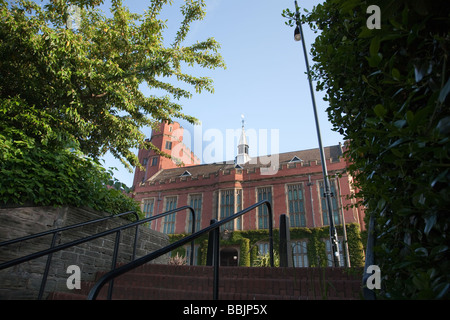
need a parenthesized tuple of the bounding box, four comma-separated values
(99, 0, 344, 187)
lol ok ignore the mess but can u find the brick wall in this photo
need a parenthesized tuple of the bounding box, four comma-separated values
(0, 206, 169, 300)
(49, 264, 364, 300)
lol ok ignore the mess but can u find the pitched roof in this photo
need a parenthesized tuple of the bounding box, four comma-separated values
(148, 162, 233, 182)
(146, 145, 343, 182)
(271, 145, 342, 166)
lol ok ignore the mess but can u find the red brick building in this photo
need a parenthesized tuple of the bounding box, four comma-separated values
(131, 121, 365, 267)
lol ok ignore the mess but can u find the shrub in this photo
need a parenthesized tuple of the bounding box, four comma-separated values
(283, 0, 450, 298)
(0, 97, 142, 218)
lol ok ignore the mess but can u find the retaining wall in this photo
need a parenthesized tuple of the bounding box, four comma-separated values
(0, 206, 169, 299)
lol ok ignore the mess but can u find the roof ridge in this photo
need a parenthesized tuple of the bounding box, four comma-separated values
(144, 145, 343, 181)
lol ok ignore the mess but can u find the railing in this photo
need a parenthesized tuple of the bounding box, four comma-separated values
(0, 206, 196, 299)
(0, 210, 139, 299)
(87, 200, 273, 300)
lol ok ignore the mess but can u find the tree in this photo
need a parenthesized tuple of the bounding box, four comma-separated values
(283, 0, 450, 299)
(0, 0, 225, 170)
(0, 0, 224, 212)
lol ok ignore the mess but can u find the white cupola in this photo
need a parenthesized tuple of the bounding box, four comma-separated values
(235, 115, 251, 165)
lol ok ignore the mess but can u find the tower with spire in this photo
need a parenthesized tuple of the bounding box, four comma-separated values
(235, 115, 251, 165)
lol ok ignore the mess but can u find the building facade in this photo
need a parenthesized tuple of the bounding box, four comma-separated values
(131, 121, 365, 267)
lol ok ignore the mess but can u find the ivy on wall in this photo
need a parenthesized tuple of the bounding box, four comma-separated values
(168, 223, 365, 267)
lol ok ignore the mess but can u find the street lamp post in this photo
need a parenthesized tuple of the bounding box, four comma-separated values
(292, 0, 341, 267)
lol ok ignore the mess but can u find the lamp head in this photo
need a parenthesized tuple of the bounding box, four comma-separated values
(294, 25, 301, 41)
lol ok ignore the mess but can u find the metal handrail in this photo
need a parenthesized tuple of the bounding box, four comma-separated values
(87, 200, 273, 300)
(0, 210, 139, 249)
(0, 206, 196, 299)
(0, 210, 140, 299)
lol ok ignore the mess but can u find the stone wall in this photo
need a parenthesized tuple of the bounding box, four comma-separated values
(0, 206, 170, 300)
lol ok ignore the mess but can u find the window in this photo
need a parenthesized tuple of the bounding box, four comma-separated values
(258, 242, 269, 255)
(165, 141, 172, 150)
(162, 196, 177, 234)
(151, 157, 158, 166)
(235, 189, 242, 230)
(289, 156, 303, 163)
(216, 189, 242, 231)
(325, 238, 345, 267)
(292, 240, 308, 267)
(188, 194, 202, 233)
(287, 184, 306, 227)
(220, 189, 234, 231)
(185, 245, 199, 265)
(238, 144, 249, 154)
(319, 180, 340, 226)
(142, 158, 148, 166)
(257, 187, 272, 229)
(142, 198, 154, 228)
(180, 170, 192, 177)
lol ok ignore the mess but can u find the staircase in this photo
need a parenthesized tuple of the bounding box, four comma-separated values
(47, 264, 363, 300)
(2, 202, 363, 300)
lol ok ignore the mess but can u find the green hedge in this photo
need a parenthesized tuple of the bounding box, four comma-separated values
(0, 98, 142, 218)
(292, 0, 450, 299)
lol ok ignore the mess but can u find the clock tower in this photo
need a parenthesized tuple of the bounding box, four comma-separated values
(133, 121, 200, 187)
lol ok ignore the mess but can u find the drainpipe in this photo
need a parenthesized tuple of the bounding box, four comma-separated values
(156, 192, 162, 231)
(337, 177, 351, 267)
(307, 175, 315, 227)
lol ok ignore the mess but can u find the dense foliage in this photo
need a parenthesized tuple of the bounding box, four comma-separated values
(284, 0, 450, 299)
(169, 224, 365, 268)
(0, 97, 142, 215)
(1, 0, 224, 213)
(1, 0, 224, 170)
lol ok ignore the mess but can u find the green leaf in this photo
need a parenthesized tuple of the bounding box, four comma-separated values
(365, 117, 379, 125)
(424, 214, 437, 235)
(438, 78, 450, 103)
(415, 247, 428, 257)
(430, 245, 448, 258)
(369, 36, 380, 57)
(436, 117, 450, 135)
(377, 198, 386, 211)
(366, 53, 382, 68)
(390, 148, 403, 157)
(388, 17, 403, 30)
(358, 27, 373, 39)
(406, 111, 414, 125)
(388, 138, 405, 150)
(435, 283, 450, 299)
(374, 104, 387, 118)
(391, 68, 401, 80)
(394, 119, 407, 128)
(431, 169, 449, 188)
